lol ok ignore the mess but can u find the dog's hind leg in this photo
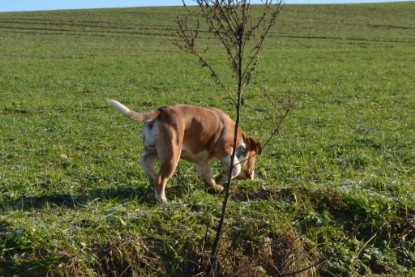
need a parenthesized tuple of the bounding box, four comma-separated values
(153, 132, 181, 204)
(155, 156, 180, 204)
(196, 163, 224, 193)
(139, 150, 157, 186)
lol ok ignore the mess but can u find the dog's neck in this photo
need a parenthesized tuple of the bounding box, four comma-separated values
(237, 137, 246, 159)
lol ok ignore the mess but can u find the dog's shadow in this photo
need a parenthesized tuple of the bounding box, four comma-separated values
(2, 185, 156, 211)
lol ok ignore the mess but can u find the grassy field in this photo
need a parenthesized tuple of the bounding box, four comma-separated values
(1, 2, 415, 276)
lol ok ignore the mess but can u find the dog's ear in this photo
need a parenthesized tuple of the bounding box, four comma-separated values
(249, 138, 262, 155)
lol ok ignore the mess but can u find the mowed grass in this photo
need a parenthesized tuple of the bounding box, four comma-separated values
(1, 2, 415, 276)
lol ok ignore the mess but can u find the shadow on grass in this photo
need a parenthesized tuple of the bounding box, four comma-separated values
(1, 185, 155, 211)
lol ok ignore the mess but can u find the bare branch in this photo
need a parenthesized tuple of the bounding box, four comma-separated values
(234, 87, 295, 167)
(170, 6, 237, 106)
(261, 87, 295, 150)
(243, 1, 283, 82)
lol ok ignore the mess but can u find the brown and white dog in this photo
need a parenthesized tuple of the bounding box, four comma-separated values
(108, 100, 262, 203)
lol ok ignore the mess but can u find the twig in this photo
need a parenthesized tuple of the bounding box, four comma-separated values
(357, 221, 388, 258)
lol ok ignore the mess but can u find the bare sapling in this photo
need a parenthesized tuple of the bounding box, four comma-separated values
(171, 0, 294, 274)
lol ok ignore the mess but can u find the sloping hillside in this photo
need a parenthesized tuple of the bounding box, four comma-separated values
(0, 2, 414, 276)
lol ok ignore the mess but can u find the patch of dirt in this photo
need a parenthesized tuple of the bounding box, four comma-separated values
(2, 108, 30, 115)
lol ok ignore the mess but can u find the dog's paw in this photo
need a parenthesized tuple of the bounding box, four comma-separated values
(214, 175, 227, 186)
(155, 194, 168, 204)
(206, 184, 224, 194)
(215, 185, 224, 193)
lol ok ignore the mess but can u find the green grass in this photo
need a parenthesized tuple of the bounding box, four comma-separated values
(1, 2, 415, 276)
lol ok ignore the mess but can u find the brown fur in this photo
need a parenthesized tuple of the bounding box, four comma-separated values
(109, 100, 261, 203)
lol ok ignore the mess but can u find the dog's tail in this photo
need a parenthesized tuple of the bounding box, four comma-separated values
(108, 99, 159, 123)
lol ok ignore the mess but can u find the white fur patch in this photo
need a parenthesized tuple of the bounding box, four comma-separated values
(220, 154, 241, 178)
(143, 122, 159, 148)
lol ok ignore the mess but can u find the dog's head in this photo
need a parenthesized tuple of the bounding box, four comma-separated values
(238, 137, 262, 180)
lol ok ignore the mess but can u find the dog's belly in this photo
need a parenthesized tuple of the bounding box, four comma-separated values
(180, 146, 209, 163)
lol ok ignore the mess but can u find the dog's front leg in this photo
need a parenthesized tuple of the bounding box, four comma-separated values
(196, 163, 224, 193)
(216, 155, 241, 185)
